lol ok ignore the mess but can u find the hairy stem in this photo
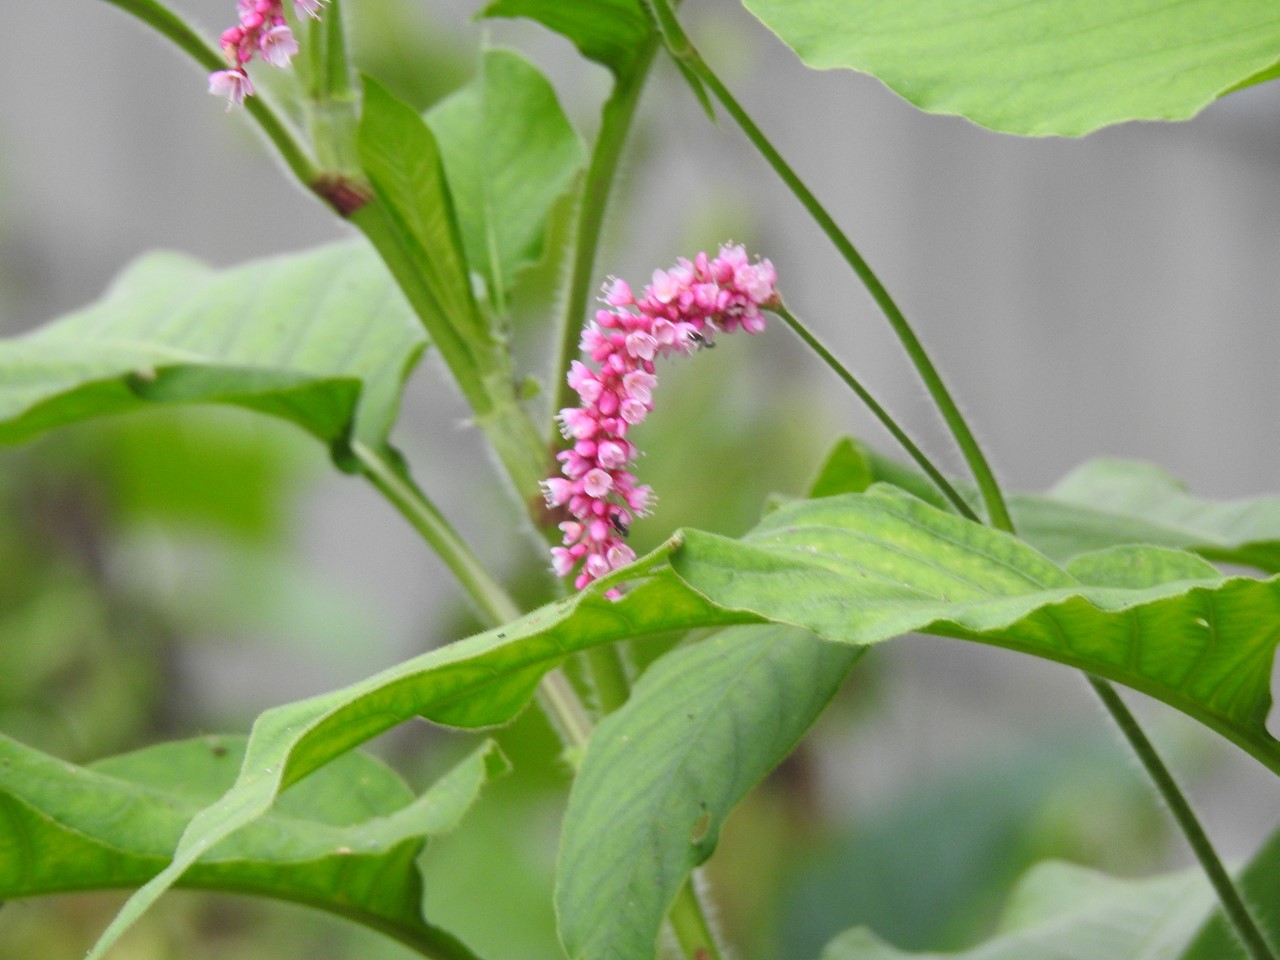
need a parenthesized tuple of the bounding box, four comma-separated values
(1087, 676, 1277, 960)
(101, 0, 317, 185)
(550, 41, 661, 427)
(772, 304, 977, 521)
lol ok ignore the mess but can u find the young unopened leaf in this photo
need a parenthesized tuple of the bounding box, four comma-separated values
(558, 625, 861, 960)
(0, 734, 501, 958)
(743, 0, 1280, 136)
(426, 50, 584, 307)
(0, 242, 423, 459)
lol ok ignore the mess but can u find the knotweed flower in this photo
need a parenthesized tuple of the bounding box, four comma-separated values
(208, 0, 324, 107)
(544, 244, 779, 594)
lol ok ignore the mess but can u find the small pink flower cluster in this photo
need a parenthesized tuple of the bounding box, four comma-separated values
(208, 0, 325, 109)
(543, 244, 779, 592)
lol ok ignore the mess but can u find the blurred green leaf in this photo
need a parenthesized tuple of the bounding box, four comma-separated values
(814, 439, 1280, 572)
(0, 242, 424, 458)
(742, 0, 1280, 136)
(481, 0, 652, 77)
(426, 50, 584, 309)
(558, 625, 861, 960)
(1, 734, 503, 957)
(670, 486, 1280, 775)
(819, 861, 1212, 959)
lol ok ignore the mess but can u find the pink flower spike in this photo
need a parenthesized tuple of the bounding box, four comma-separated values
(259, 25, 298, 67)
(583, 468, 614, 499)
(209, 69, 253, 109)
(540, 477, 573, 508)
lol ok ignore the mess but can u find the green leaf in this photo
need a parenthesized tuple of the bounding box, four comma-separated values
(812, 439, 1280, 572)
(557, 625, 861, 960)
(481, 0, 652, 77)
(357, 76, 486, 362)
(1038, 459, 1280, 573)
(425, 50, 585, 308)
(742, 0, 1280, 136)
(669, 486, 1280, 775)
(81, 563, 746, 960)
(0, 241, 424, 457)
(1, 733, 502, 957)
(819, 860, 1214, 960)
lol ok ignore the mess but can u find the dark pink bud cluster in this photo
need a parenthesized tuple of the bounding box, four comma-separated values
(543, 243, 779, 593)
(208, 1, 324, 109)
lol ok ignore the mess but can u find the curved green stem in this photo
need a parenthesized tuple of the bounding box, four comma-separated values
(772, 304, 977, 522)
(668, 878, 724, 960)
(353, 442, 521, 626)
(550, 41, 661, 427)
(100, 0, 317, 185)
(1087, 676, 1278, 960)
(639, 0, 1013, 533)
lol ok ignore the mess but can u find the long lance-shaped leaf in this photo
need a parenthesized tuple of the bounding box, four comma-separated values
(742, 0, 1280, 137)
(0, 734, 503, 958)
(81, 565, 742, 960)
(669, 486, 1280, 776)
(557, 624, 862, 960)
(0, 241, 424, 459)
(811, 438, 1280, 572)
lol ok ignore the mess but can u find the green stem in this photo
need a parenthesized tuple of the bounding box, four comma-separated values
(353, 442, 520, 625)
(551, 41, 661, 425)
(1087, 676, 1277, 960)
(100, 0, 317, 185)
(639, 0, 1013, 533)
(667, 878, 724, 960)
(772, 304, 977, 522)
(584, 645, 632, 715)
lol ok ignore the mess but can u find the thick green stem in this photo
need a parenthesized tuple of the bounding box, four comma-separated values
(772, 304, 977, 521)
(101, 0, 317, 184)
(551, 41, 661, 426)
(639, 0, 1013, 533)
(1087, 676, 1277, 960)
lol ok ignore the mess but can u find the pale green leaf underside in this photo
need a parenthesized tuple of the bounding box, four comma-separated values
(1, 734, 499, 955)
(812, 438, 1280, 573)
(558, 626, 862, 960)
(481, 0, 651, 77)
(426, 49, 585, 304)
(820, 860, 1213, 960)
(670, 486, 1280, 775)
(0, 241, 424, 454)
(743, 0, 1280, 136)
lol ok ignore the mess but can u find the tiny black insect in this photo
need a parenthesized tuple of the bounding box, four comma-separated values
(609, 512, 630, 537)
(687, 330, 715, 349)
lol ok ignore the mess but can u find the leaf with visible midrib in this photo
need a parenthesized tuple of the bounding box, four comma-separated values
(0, 241, 424, 458)
(0, 734, 502, 958)
(670, 485, 1280, 775)
(557, 625, 862, 960)
(743, 0, 1280, 136)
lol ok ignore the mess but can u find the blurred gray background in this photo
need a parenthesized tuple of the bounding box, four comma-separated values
(2, 0, 1279, 941)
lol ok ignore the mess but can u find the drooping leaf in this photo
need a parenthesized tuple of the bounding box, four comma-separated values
(669, 486, 1280, 775)
(426, 50, 585, 307)
(742, 0, 1280, 136)
(81, 563, 744, 960)
(819, 861, 1213, 960)
(0, 734, 503, 957)
(481, 0, 652, 78)
(0, 242, 424, 458)
(557, 625, 861, 960)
